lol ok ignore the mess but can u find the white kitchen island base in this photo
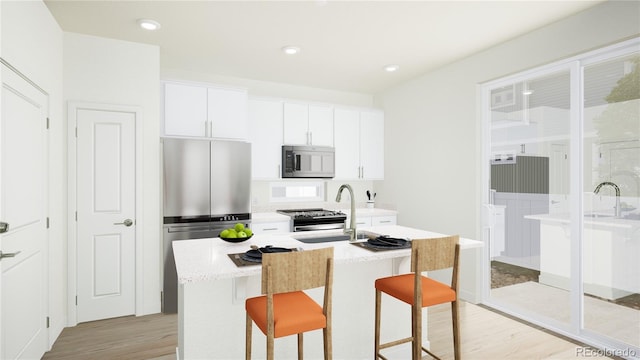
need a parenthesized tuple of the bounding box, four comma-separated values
(179, 258, 421, 359)
(173, 225, 482, 359)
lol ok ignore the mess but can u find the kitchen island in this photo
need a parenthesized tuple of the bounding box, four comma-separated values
(526, 213, 640, 300)
(173, 225, 482, 360)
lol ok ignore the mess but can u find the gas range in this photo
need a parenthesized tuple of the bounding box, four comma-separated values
(277, 208, 347, 232)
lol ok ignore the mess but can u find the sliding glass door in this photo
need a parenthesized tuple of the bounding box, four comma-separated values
(582, 51, 640, 350)
(482, 38, 639, 355)
(486, 65, 573, 329)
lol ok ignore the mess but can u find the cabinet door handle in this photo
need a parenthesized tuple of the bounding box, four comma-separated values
(309, 132, 313, 145)
(263, 227, 278, 231)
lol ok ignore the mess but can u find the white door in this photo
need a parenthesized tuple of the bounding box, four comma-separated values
(0, 63, 49, 359)
(75, 105, 136, 323)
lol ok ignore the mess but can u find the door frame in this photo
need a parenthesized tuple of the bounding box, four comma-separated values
(479, 37, 640, 352)
(67, 101, 143, 326)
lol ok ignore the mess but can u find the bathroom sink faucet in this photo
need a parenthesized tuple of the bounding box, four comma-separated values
(594, 181, 621, 218)
(336, 184, 357, 241)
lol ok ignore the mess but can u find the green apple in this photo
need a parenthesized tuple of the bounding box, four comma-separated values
(234, 223, 245, 232)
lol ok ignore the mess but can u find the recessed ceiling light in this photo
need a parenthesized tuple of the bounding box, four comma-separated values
(384, 64, 400, 72)
(522, 90, 534, 95)
(137, 19, 161, 31)
(282, 46, 301, 55)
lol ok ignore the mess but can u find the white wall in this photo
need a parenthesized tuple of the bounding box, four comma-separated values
(64, 33, 161, 315)
(1, 0, 65, 346)
(376, 0, 640, 240)
(162, 68, 375, 108)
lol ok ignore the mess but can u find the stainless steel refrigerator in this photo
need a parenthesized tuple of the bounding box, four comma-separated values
(162, 138, 251, 313)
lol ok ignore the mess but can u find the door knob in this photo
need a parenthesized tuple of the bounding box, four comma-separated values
(0, 250, 21, 260)
(114, 219, 134, 227)
(0, 222, 8, 233)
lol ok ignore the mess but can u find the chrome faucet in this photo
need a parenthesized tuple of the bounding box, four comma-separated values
(336, 184, 357, 241)
(594, 181, 621, 218)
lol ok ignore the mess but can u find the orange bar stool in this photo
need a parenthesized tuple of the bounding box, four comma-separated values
(374, 235, 461, 360)
(245, 247, 334, 360)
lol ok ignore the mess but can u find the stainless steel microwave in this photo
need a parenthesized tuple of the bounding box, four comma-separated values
(282, 145, 335, 178)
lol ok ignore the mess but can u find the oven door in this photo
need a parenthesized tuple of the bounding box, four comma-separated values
(292, 215, 346, 232)
(294, 222, 346, 232)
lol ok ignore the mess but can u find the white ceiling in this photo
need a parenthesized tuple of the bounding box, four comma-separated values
(44, 0, 604, 94)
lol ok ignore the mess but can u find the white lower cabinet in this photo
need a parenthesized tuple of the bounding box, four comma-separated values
(371, 215, 396, 226)
(355, 216, 372, 227)
(346, 214, 397, 228)
(251, 221, 290, 234)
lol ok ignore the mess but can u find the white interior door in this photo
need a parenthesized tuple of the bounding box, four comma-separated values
(76, 106, 136, 323)
(0, 63, 49, 359)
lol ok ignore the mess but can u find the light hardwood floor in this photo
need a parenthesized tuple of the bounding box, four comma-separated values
(42, 313, 177, 360)
(42, 301, 610, 360)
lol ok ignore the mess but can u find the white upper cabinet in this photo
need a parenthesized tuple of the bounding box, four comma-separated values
(207, 87, 248, 139)
(334, 108, 362, 179)
(334, 107, 384, 180)
(164, 82, 208, 137)
(308, 105, 334, 146)
(249, 98, 283, 179)
(359, 110, 384, 180)
(283, 102, 334, 146)
(163, 81, 248, 140)
(283, 102, 308, 145)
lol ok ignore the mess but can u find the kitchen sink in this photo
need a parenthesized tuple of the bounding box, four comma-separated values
(293, 232, 370, 244)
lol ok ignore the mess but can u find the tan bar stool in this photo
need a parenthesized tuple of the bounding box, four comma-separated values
(374, 235, 461, 360)
(245, 247, 334, 360)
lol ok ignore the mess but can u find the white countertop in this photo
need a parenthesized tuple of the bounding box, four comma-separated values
(525, 212, 640, 230)
(173, 225, 482, 284)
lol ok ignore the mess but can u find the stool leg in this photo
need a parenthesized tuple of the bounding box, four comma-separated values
(323, 323, 332, 360)
(452, 300, 461, 360)
(374, 289, 381, 359)
(412, 303, 421, 360)
(298, 333, 304, 360)
(267, 333, 274, 360)
(245, 313, 252, 360)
